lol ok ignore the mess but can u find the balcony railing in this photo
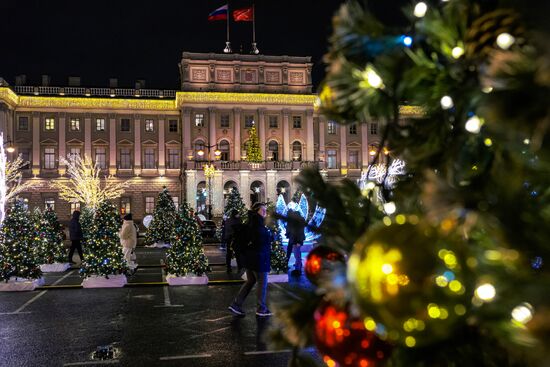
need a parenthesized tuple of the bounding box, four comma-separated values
(13, 86, 176, 98)
(188, 160, 324, 171)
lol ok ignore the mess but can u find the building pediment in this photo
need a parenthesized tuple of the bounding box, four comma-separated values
(40, 138, 58, 145)
(347, 142, 361, 148)
(15, 138, 32, 145)
(118, 139, 134, 145)
(92, 138, 109, 145)
(165, 140, 181, 145)
(141, 139, 158, 146)
(66, 138, 84, 145)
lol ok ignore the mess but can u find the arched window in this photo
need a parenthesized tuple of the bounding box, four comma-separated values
(292, 141, 302, 161)
(195, 140, 205, 159)
(250, 181, 265, 205)
(219, 140, 230, 161)
(268, 140, 279, 161)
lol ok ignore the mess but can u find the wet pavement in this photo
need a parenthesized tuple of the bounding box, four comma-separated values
(0, 244, 317, 367)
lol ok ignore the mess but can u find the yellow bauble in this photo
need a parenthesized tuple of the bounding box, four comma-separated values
(348, 219, 469, 347)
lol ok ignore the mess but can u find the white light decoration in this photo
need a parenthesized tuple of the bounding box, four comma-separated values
(523, 138, 530, 145)
(452, 46, 465, 59)
(414, 2, 428, 17)
(362, 66, 384, 89)
(383, 202, 397, 215)
(475, 283, 496, 302)
(440, 96, 454, 109)
(496, 33, 515, 50)
(482, 86, 494, 93)
(276, 194, 326, 245)
(465, 115, 482, 134)
(511, 303, 534, 324)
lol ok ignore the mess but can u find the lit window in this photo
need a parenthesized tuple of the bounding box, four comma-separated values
(269, 116, 278, 128)
(45, 118, 55, 131)
(96, 118, 105, 131)
(292, 116, 302, 129)
(45, 198, 55, 210)
(145, 119, 154, 132)
(144, 148, 155, 169)
(95, 147, 106, 169)
(292, 141, 302, 161)
(167, 149, 180, 169)
(120, 197, 131, 215)
(195, 140, 205, 159)
(328, 121, 337, 134)
(268, 140, 279, 161)
(220, 115, 230, 128)
(245, 115, 254, 128)
(119, 148, 131, 169)
(219, 140, 230, 161)
(327, 149, 337, 169)
(69, 147, 81, 158)
(348, 150, 359, 169)
(44, 147, 56, 169)
(173, 196, 179, 210)
(120, 119, 131, 132)
(195, 114, 205, 127)
(70, 118, 80, 131)
(169, 120, 178, 133)
(145, 197, 155, 214)
(370, 122, 378, 135)
(18, 117, 29, 131)
(349, 123, 357, 135)
(70, 202, 81, 214)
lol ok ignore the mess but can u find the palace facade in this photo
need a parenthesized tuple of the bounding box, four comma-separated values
(0, 52, 400, 223)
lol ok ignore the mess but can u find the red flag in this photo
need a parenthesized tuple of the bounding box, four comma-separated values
(233, 7, 253, 22)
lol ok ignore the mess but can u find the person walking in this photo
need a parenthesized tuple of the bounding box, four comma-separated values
(228, 202, 272, 317)
(68, 210, 84, 264)
(224, 209, 243, 273)
(119, 213, 138, 272)
(286, 208, 307, 276)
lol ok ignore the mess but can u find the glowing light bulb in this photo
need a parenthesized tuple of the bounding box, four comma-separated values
(366, 182, 376, 190)
(452, 46, 464, 59)
(383, 202, 396, 215)
(482, 86, 493, 93)
(475, 283, 496, 301)
(365, 68, 383, 89)
(496, 33, 515, 50)
(440, 95, 454, 109)
(382, 263, 393, 274)
(414, 2, 428, 17)
(465, 115, 482, 134)
(511, 303, 534, 324)
(403, 36, 413, 47)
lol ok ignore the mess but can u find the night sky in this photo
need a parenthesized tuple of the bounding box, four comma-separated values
(0, 0, 352, 90)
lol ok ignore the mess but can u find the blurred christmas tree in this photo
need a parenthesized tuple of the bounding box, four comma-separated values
(267, 202, 288, 274)
(223, 187, 247, 218)
(246, 123, 263, 163)
(144, 187, 177, 246)
(272, 1, 550, 366)
(34, 207, 65, 265)
(0, 199, 41, 281)
(80, 201, 127, 278)
(165, 203, 209, 276)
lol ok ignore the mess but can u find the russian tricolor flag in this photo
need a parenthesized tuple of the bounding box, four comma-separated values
(208, 4, 228, 21)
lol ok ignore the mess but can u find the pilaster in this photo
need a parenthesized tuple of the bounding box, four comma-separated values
(158, 118, 166, 175)
(109, 115, 116, 174)
(306, 109, 314, 161)
(258, 108, 266, 160)
(233, 108, 242, 160)
(239, 170, 251, 209)
(282, 109, 290, 161)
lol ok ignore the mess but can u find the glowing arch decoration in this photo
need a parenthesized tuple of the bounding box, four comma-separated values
(358, 159, 406, 202)
(276, 194, 326, 244)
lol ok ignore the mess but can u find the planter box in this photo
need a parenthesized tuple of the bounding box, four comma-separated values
(241, 272, 288, 283)
(146, 242, 171, 249)
(0, 277, 45, 292)
(166, 274, 208, 286)
(82, 274, 127, 288)
(40, 263, 71, 273)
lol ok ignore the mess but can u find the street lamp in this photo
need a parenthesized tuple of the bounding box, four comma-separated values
(4, 138, 15, 153)
(197, 144, 221, 219)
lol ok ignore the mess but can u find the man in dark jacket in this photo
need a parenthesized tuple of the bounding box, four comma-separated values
(68, 210, 84, 264)
(286, 208, 307, 276)
(228, 202, 272, 317)
(224, 209, 243, 273)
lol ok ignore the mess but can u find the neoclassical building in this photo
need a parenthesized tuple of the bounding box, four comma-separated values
(0, 52, 397, 223)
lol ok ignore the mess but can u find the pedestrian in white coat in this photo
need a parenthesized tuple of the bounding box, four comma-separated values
(120, 213, 138, 272)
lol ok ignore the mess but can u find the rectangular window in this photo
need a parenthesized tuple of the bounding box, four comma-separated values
(169, 119, 178, 132)
(145, 197, 155, 214)
(349, 123, 357, 135)
(145, 119, 154, 132)
(172, 196, 179, 210)
(20, 149, 31, 169)
(96, 118, 105, 131)
(120, 197, 131, 215)
(44, 147, 56, 169)
(167, 149, 180, 169)
(269, 116, 278, 128)
(70, 202, 81, 214)
(220, 114, 230, 128)
(292, 116, 302, 129)
(95, 147, 106, 169)
(327, 149, 337, 169)
(144, 148, 155, 169)
(195, 113, 205, 127)
(370, 122, 378, 135)
(245, 115, 254, 128)
(119, 148, 132, 169)
(45, 118, 55, 131)
(328, 121, 337, 135)
(17, 117, 29, 131)
(348, 151, 359, 169)
(120, 118, 131, 132)
(70, 118, 80, 131)
(44, 198, 55, 210)
(69, 147, 81, 158)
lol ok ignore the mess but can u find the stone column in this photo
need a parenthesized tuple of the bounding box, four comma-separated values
(59, 114, 66, 175)
(233, 108, 242, 160)
(258, 108, 266, 160)
(340, 123, 347, 172)
(361, 123, 370, 169)
(208, 107, 217, 160)
(185, 170, 197, 207)
(0, 105, 7, 135)
(266, 170, 277, 204)
(212, 170, 224, 216)
(282, 109, 290, 161)
(182, 108, 192, 162)
(319, 116, 326, 161)
(158, 118, 166, 176)
(239, 170, 251, 209)
(109, 115, 117, 175)
(84, 115, 92, 159)
(134, 116, 141, 176)
(32, 112, 40, 176)
(306, 109, 314, 161)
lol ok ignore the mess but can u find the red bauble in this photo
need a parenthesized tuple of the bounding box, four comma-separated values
(305, 246, 345, 285)
(314, 302, 391, 367)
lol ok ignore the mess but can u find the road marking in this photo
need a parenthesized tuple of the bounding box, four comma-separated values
(244, 349, 291, 355)
(154, 260, 183, 308)
(204, 315, 233, 322)
(189, 326, 230, 339)
(270, 282, 302, 300)
(63, 360, 120, 366)
(159, 353, 212, 361)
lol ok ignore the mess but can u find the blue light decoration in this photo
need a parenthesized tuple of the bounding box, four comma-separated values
(402, 35, 413, 47)
(531, 256, 543, 270)
(275, 194, 326, 245)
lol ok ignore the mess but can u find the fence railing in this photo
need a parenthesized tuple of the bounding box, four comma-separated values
(13, 86, 176, 98)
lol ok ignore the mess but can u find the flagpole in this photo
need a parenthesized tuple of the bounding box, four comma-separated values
(251, 2, 259, 54)
(224, 2, 232, 53)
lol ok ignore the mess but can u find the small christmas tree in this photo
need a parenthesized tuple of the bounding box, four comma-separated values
(0, 199, 41, 281)
(267, 202, 288, 274)
(246, 123, 263, 163)
(144, 187, 177, 246)
(165, 203, 209, 276)
(34, 207, 65, 265)
(80, 201, 127, 278)
(223, 187, 247, 218)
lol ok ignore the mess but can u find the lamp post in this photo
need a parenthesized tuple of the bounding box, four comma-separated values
(197, 144, 221, 219)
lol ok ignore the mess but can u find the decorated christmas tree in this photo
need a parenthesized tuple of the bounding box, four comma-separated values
(165, 203, 209, 276)
(80, 200, 127, 278)
(246, 122, 263, 163)
(33, 207, 65, 265)
(0, 199, 41, 281)
(272, 1, 550, 366)
(267, 202, 288, 274)
(223, 187, 247, 218)
(144, 187, 177, 246)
